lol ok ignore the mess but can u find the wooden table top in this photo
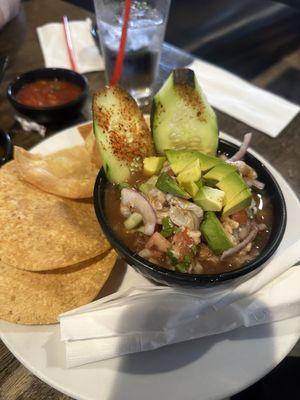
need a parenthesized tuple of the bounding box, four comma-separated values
(0, 0, 299, 399)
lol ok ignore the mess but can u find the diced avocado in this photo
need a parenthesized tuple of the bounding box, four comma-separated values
(196, 152, 222, 172)
(143, 156, 165, 176)
(195, 178, 204, 189)
(165, 149, 199, 175)
(222, 188, 252, 217)
(151, 68, 219, 156)
(177, 159, 201, 185)
(200, 211, 233, 255)
(139, 176, 158, 195)
(181, 181, 199, 197)
(93, 86, 154, 183)
(156, 172, 190, 199)
(216, 172, 248, 204)
(203, 163, 237, 186)
(166, 149, 221, 175)
(124, 212, 143, 230)
(194, 186, 225, 211)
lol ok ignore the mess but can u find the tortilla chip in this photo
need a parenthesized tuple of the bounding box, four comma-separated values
(84, 129, 102, 168)
(14, 145, 99, 199)
(77, 123, 102, 168)
(0, 162, 110, 271)
(0, 250, 117, 324)
(78, 122, 93, 140)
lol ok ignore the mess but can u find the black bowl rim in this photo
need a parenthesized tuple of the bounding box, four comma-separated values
(7, 68, 88, 112)
(94, 139, 287, 284)
(0, 129, 13, 165)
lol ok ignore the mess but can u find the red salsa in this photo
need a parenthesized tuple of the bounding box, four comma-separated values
(15, 79, 82, 107)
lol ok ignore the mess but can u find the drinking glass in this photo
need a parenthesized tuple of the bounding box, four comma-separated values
(94, 0, 171, 106)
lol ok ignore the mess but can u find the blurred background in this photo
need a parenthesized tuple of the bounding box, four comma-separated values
(68, 0, 300, 104)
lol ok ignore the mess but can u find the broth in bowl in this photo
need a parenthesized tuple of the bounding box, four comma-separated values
(92, 68, 285, 285)
(104, 153, 273, 275)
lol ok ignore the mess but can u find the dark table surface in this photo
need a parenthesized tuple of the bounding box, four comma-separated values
(0, 0, 299, 399)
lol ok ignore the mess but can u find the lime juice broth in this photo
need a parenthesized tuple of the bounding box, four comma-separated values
(104, 173, 273, 275)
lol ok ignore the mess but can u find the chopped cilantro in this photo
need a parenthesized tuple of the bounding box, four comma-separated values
(160, 217, 174, 238)
(175, 263, 187, 273)
(254, 232, 262, 245)
(191, 244, 198, 255)
(175, 255, 191, 273)
(166, 250, 178, 265)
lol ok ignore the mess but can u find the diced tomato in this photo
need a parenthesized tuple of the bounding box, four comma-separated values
(231, 210, 248, 225)
(145, 232, 171, 253)
(171, 228, 194, 261)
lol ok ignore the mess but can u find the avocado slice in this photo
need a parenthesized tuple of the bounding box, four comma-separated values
(194, 186, 225, 212)
(181, 181, 199, 197)
(156, 172, 190, 199)
(216, 172, 248, 204)
(177, 159, 201, 185)
(139, 176, 158, 195)
(200, 212, 233, 256)
(143, 156, 165, 176)
(203, 163, 237, 186)
(151, 68, 219, 156)
(222, 188, 252, 217)
(196, 152, 222, 172)
(93, 86, 154, 183)
(195, 178, 204, 189)
(165, 149, 199, 175)
(166, 149, 221, 176)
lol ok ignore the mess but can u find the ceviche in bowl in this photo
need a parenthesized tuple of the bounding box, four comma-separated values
(93, 68, 286, 286)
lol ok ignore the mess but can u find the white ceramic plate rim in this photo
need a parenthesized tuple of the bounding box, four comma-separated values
(1, 124, 299, 400)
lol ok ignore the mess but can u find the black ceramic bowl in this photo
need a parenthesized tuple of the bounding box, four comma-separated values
(7, 68, 88, 124)
(94, 139, 287, 287)
(0, 129, 13, 166)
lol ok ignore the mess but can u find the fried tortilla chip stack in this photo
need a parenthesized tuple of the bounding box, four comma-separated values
(0, 131, 117, 324)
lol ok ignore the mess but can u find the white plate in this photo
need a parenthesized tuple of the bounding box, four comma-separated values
(1, 125, 299, 400)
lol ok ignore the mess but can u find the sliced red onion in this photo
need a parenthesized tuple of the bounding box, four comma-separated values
(121, 188, 156, 235)
(220, 223, 258, 260)
(252, 179, 265, 190)
(229, 133, 252, 162)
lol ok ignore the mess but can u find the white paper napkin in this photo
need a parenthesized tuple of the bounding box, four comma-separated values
(187, 59, 299, 137)
(37, 18, 104, 73)
(60, 239, 300, 368)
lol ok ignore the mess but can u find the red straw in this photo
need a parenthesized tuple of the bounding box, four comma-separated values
(62, 16, 77, 71)
(110, 0, 131, 86)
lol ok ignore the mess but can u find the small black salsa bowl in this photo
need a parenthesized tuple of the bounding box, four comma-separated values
(94, 139, 287, 287)
(7, 68, 88, 124)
